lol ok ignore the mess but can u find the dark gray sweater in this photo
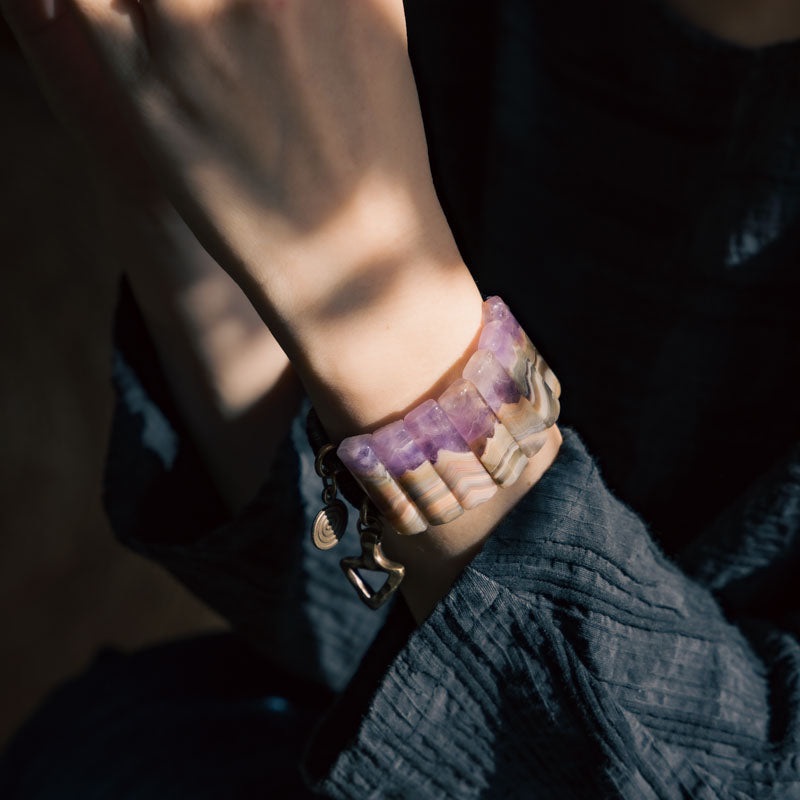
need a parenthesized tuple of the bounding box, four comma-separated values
(103, 0, 800, 796)
(106, 388, 800, 797)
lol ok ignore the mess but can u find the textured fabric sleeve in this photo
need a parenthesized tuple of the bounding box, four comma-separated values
(305, 430, 800, 798)
(677, 442, 800, 621)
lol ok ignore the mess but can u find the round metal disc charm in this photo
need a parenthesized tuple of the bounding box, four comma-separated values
(312, 500, 348, 550)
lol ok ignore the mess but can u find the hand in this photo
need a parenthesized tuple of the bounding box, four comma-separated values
(3, 0, 448, 306)
(22, 0, 449, 316)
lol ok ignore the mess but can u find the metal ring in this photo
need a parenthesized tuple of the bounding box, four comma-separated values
(314, 443, 338, 478)
(322, 483, 338, 505)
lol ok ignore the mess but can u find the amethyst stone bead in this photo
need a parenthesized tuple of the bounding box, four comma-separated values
(439, 379, 528, 487)
(372, 420, 463, 525)
(462, 349, 549, 457)
(482, 296, 562, 402)
(404, 400, 497, 510)
(337, 434, 427, 535)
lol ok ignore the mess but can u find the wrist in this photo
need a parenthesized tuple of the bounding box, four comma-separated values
(234, 184, 483, 440)
(306, 290, 563, 619)
(385, 424, 562, 623)
(298, 263, 483, 442)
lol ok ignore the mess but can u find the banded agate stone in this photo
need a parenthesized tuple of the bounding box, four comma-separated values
(372, 420, 464, 525)
(462, 349, 549, 457)
(482, 296, 562, 411)
(337, 435, 427, 535)
(438, 379, 528, 487)
(404, 400, 497, 510)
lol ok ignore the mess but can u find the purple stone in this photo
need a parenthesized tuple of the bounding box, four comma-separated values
(337, 434, 382, 474)
(404, 400, 470, 463)
(337, 432, 428, 534)
(438, 379, 496, 445)
(372, 420, 427, 477)
(478, 319, 521, 369)
(462, 349, 522, 410)
(482, 296, 561, 406)
(482, 295, 513, 325)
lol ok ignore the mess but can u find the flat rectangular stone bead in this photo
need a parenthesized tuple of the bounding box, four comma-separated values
(438, 378, 528, 487)
(337, 434, 427, 535)
(482, 296, 562, 401)
(462, 349, 549, 457)
(404, 400, 497, 510)
(372, 420, 463, 525)
(479, 319, 560, 428)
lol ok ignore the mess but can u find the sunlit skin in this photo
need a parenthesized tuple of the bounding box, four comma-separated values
(2, 0, 796, 620)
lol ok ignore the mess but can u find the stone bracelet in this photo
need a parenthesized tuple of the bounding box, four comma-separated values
(337, 296, 560, 531)
(308, 296, 560, 608)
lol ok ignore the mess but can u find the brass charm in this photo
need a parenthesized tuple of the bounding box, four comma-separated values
(340, 501, 405, 610)
(311, 443, 348, 551)
(310, 440, 407, 607)
(312, 500, 347, 550)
